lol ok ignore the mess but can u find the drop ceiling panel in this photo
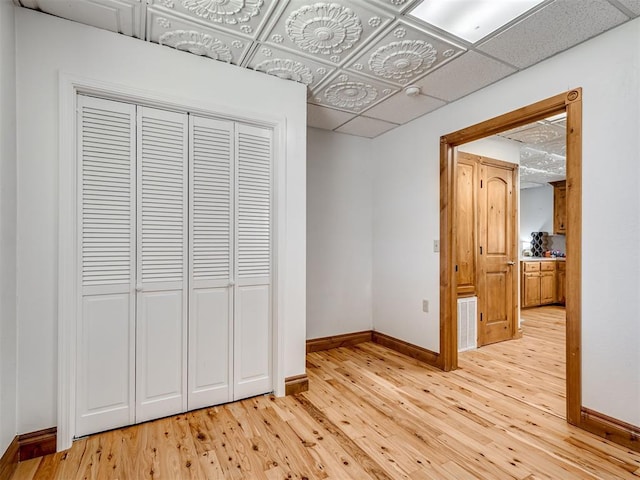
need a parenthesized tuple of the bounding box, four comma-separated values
(24, 0, 143, 37)
(616, 0, 640, 14)
(414, 51, 516, 102)
(245, 44, 335, 90)
(147, 0, 279, 40)
(335, 116, 398, 138)
(307, 104, 356, 130)
(262, 0, 394, 67)
(310, 71, 399, 114)
(478, 0, 629, 69)
(147, 7, 252, 65)
(364, 91, 445, 124)
(343, 20, 465, 88)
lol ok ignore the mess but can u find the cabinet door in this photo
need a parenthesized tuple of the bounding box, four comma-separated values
(136, 106, 188, 423)
(76, 96, 136, 437)
(234, 124, 273, 400)
(188, 116, 234, 410)
(522, 273, 541, 308)
(540, 272, 556, 304)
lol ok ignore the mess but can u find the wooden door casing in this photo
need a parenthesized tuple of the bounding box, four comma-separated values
(477, 160, 518, 347)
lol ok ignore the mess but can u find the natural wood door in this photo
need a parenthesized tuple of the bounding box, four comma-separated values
(477, 161, 517, 346)
(456, 154, 478, 296)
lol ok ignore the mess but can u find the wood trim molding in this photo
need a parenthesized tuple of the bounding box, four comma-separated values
(580, 408, 640, 453)
(306, 331, 373, 353)
(285, 374, 309, 396)
(18, 427, 57, 462)
(371, 332, 440, 368)
(0, 437, 19, 480)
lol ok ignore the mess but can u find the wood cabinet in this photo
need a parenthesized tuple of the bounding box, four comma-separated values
(521, 260, 565, 308)
(550, 180, 566, 235)
(556, 261, 566, 305)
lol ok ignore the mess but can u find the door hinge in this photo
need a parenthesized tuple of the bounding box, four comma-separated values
(479, 246, 483, 255)
(480, 312, 483, 322)
(455, 264, 458, 272)
(480, 179, 483, 188)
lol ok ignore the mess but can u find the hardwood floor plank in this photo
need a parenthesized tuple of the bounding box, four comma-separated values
(10, 306, 640, 480)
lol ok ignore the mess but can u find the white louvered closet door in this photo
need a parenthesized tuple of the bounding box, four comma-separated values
(188, 116, 234, 410)
(136, 106, 188, 423)
(233, 124, 273, 400)
(76, 96, 136, 437)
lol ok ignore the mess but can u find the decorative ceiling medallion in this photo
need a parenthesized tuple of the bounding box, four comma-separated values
(317, 67, 327, 75)
(339, 73, 349, 81)
(330, 55, 341, 63)
(232, 40, 244, 48)
(369, 40, 437, 81)
(390, 0, 407, 4)
(240, 25, 253, 34)
(261, 47, 273, 56)
(271, 34, 284, 43)
(382, 88, 392, 95)
(286, 3, 363, 55)
(159, 30, 232, 62)
(443, 49, 455, 57)
(181, 0, 263, 24)
(353, 63, 363, 70)
(157, 0, 175, 8)
(256, 59, 314, 85)
(369, 17, 381, 28)
(324, 81, 377, 109)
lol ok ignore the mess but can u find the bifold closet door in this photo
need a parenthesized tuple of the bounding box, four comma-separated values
(188, 116, 234, 410)
(234, 124, 273, 400)
(135, 106, 188, 422)
(76, 96, 136, 437)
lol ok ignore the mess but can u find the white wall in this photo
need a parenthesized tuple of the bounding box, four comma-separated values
(372, 17, 640, 425)
(0, 0, 17, 453)
(459, 136, 521, 163)
(520, 185, 554, 240)
(307, 128, 373, 339)
(15, 8, 307, 434)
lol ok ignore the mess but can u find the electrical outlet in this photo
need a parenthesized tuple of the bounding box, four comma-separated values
(422, 300, 429, 313)
(433, 240, 440, 252)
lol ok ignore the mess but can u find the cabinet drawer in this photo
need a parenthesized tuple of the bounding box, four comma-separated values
(523, 262, 540, 272)
(541, 262, 556, 272)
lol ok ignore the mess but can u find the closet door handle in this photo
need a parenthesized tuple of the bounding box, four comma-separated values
(229, 280, 235, 287)
(507, 261, 515, 266)
(135, 284, 143, 292)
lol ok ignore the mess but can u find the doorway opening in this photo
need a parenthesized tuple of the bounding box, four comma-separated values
(438, 89, 582, 426)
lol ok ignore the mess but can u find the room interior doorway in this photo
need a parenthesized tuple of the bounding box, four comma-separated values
(438, 89, 582, 426)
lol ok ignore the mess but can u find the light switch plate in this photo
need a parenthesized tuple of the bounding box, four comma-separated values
(433, 240, 440, 252)
(422, 300, 429, 313)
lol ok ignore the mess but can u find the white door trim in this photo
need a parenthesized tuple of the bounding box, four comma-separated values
(58, 73, 287, 451)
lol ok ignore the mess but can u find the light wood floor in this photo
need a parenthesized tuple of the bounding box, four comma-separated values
(13, 306, 640, 479)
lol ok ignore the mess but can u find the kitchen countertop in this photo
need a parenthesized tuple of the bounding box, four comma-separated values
(521, 257, 566, 261)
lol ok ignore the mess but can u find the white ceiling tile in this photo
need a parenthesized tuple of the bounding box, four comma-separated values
(364, 90, 445, 124)
(344, 20, 465, 88)
(307, 104, 356, 130)
(25, 0, 142, 37)
(262, 0, 394, 67)
(310, 71, 399, 114)
(147, 8, 252, 65)
(147, 0, 279, 40)
(245, 44, 335, 90)
(478, 0, 629, 69)
(335, 116, 398, 138)
(414, 51, 515, 102)
(615, 0, 640, 15)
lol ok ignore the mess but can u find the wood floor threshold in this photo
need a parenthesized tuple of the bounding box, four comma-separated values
(581, 407, 640, 453)
(0, 436, 19, 480)
(284, 374, 309, 395)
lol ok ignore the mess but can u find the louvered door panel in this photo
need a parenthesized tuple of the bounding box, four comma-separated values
(136, 106, 188, 422)
(234, 124, 272, 400)
(188, 115, 233, 409)
(76, 95, 136, 437)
